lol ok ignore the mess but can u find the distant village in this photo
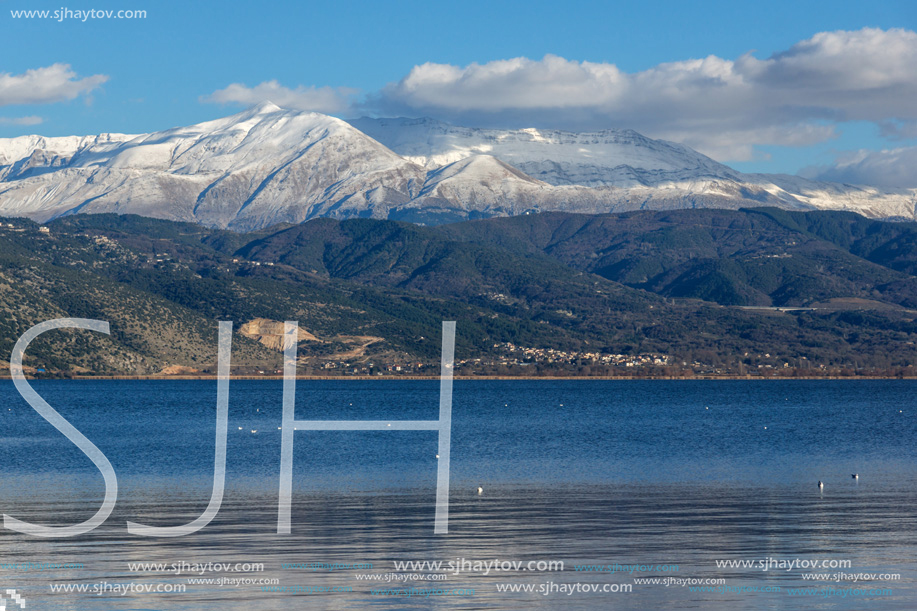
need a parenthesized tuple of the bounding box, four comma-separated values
(494, 342, 669, 368)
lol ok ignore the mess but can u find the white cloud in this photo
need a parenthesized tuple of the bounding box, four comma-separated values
(801, 147, 917, 189)
(361, 28, 917, 161)
(202, 80, 356, 114)
(656, 124, 838, 164)
(381, 55, 627, 111)
(0, 116, 43, 126)
(199, 28, 917, 165)
(0, 64, 108, 106)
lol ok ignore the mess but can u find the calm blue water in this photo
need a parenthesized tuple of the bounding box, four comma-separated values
(0, 380, 915, 609)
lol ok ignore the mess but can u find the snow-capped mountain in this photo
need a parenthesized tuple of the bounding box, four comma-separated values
(0, 104, 913, 230)
(350, 117, 917, 220)
(348, 116, 741, 188)
(0, 103, 431, 230)
(0, 133, 137, 172)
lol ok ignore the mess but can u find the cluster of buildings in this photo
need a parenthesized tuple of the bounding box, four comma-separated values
(315, 361, 428, 374)
(494, 342, 669, 368)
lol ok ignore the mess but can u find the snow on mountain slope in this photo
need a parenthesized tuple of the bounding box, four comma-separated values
(348, 116, 740, 187)
(0, 105, 914, 229)
(0, 134, 135, 181)
(392, 154, 612, 219)
(0, 103, 427, 230)
(742, 174, 917, 219)
(0, 133, 135, 166)
(351, 116, 916, 220)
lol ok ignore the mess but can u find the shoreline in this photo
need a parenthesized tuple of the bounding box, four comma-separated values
(5, 374, 917, 381)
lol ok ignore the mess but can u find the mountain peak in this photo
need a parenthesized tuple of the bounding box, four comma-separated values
(0, 108, 914, 230)
(250, 101, 283, 114)
(217, 101, 287, 126)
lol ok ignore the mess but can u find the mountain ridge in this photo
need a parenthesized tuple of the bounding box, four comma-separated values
(0, 104, 913, 229)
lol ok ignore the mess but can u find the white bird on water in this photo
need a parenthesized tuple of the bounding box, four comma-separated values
(852, 474, 859, 480)
(818, 481, 824, 490)
(477, 486, 484, 495)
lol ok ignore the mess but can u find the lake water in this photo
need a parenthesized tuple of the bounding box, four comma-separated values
(0, 380, 914, 609)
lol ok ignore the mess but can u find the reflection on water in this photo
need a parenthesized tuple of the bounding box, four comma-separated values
(0, 381, 915, 609)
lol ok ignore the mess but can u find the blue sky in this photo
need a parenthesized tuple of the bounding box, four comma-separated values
(1, 0, 915, 180)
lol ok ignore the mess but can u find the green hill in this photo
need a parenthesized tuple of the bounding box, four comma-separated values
(0, 208, 913, 376)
